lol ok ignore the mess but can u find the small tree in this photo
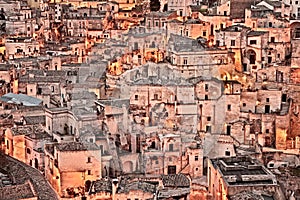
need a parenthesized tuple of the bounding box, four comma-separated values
(150, 0, 161, 11)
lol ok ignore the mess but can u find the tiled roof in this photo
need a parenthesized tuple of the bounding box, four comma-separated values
(161, 173, 190, 187)
(222, 25, 251, 32)
(91, 178, 112, 193)
(0, 181, 36, 200)
(230, 190, 268, 200)
(189, 5, 201, 12)
(247, 31, 268, 36)
(97, 99, 130, 109)
(55, 142, 100, 152)
(146, 11, 175, 18)
(117, 181, 157, 194)
(0, 154, 59, 200)
(23, 115, 45, 125)
(158, 187, 190, 198)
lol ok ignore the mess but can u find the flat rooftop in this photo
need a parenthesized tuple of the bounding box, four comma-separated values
(211, 156, 276, 186)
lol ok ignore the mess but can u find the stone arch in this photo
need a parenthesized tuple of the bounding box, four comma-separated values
(85, 180, 92, 192)
(290, 22, 300, 39)
(247, 49, 256, 64)
(44, 63, 50, 70)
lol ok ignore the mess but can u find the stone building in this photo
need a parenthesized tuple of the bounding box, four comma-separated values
(168, 0, 193, 17)
(5, 37, 40, 59)
(44, 142, 102, 197)
(167, 18, 211, 41)
(208, 156, 284, 200)
(168, 34, 229, 78)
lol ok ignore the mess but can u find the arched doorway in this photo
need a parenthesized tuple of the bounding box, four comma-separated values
(290, 22, 300, 39)
(123, 161, 133, 173)
(247, 49, 256, 64)
(85, 180, 91, 192)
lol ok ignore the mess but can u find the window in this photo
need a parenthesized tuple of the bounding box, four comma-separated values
(155, 21, 159, 27)
(243, 103, 246, 107)
(225, 150, 230, 156)
(168, 165, 176, 174)
(183, 58, 188, 65)
(206, 125, 211, 133)
(37, 88, 42, 95)
(226, 125, 231, 135)
(169, 144, 174, 151)
(282, 94, 287, 102)
(268, 56, 272, 63)
(271, 37, 275, 42)
(205, 95, 208, 100)
(227, 104, 231, 111)
(266, 98, 270, 103)
(266, 129, 269, 134)
(250, 40, 257, 45)
(207, 116, 211, 121)
(265, 105, 270, 113)
(87, 170, 91, 175)
(87, 157, 91, 163)
(203, 31, 206, 37)
(154, 94, 158, 100)
(26, 148, 31, 154)
(135, 95, 138, 100)
(269, 22, 272, 27)
(231, 40, 235, 46)
(51, 86, 54, 92)
(195, 156, 199, 161)
(205, 84, 209, 91)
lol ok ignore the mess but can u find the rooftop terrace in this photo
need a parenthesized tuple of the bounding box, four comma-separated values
(211, 156, 276, 186)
